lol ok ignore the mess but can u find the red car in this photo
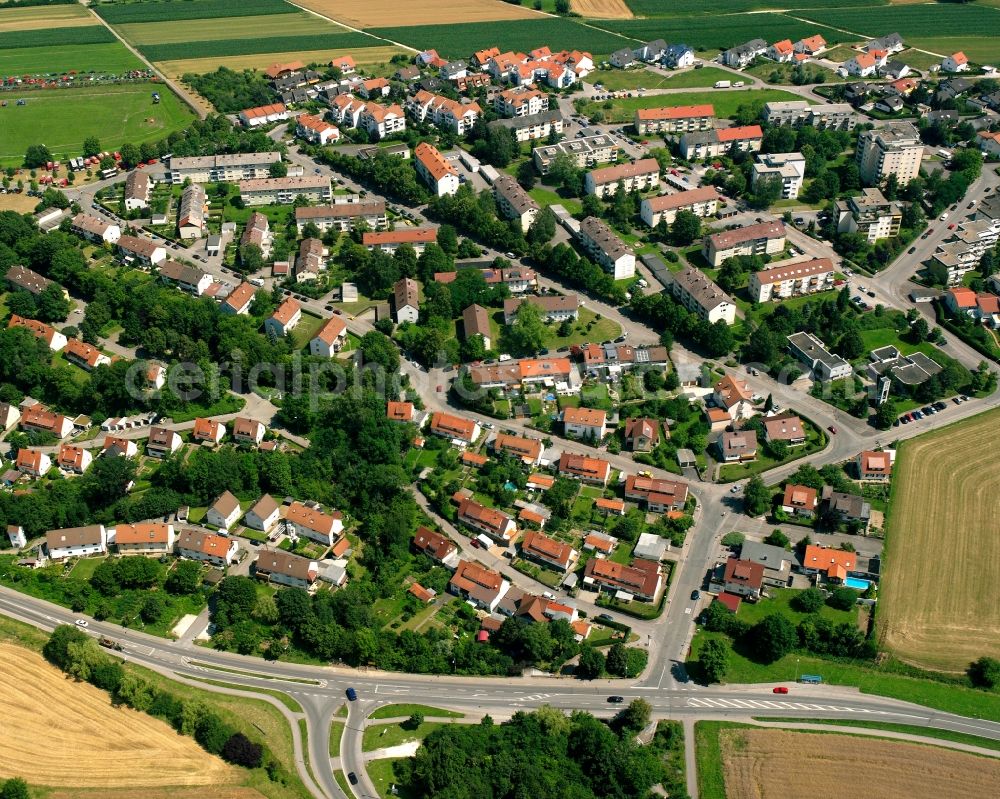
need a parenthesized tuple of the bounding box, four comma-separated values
(773, 686, 789, 694)
(948, 223, 956, 230)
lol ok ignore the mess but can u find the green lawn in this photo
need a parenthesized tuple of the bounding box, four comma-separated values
(695, 721, 736, 799)
(541, 307, 621, 350)
(528, 185, 582, 216)
(590, 66, 735, 92)
(329, 721, 344, 758)
(0, 42, 142, 78)
(368, 704, 464, 720)
(362, 720, 449, 752)
(0, 83, 194, 165)
(365, 757, 416, 799)
(577, 89, 811, 124)
(735, 588, 857, 627)
(68, 556, 105, 580)
(290, 311, 326, 350)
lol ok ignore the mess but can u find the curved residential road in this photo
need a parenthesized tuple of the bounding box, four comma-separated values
(2, 587, 999, 799)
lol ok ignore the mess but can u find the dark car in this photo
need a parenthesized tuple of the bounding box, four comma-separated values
(346, 687, 357, 701)
(607, 696, 625, 703)
(907, 246, 916, 254)
(690, 590, 701, 601)
(596, 613, 614, 622)
(347, 772, 358, 785)
(867, 290, 876, 297)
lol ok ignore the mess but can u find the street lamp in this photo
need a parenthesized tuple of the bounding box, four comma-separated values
(795, 657, 800, 683)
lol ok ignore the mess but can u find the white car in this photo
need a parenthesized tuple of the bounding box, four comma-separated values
(75, 619, 89, 628)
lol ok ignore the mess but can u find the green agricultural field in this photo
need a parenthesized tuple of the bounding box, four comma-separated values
(94, 0, 294, 25)
(589, 13, 852, 51)
(577, 88, 809, 123)
(0, 42, 142, 75)
(0, 83, 194, 165)
(798, 4, 1000, 43)
(116, 11, 337, 45)
(367, 18, 632, 60)
(140, 31, 385, 62)
(589, 65, 734, 91)
(622, 0, 879, 15)
(0, 26, 115, 50)
(907, 37, 1000, 65)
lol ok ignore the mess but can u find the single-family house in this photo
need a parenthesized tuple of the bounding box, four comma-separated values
(46, 525, 107, 560)
(624, 417, 660, 452)
(449, 560, 510, 612)
(561, 407, 607, 440)
(413, 526, 460, 569)
(942, 52, 970, 73)
(295, 113, 340, 145)
(64, 339, 111, 371)
(57, 443, 92, 474)
(206, 490, 242, 530)
(624, 474, 689, 512)
(722, 557, 765, 600)
(265, 297, 302, 338)
(192, 417, 226, 445)
(177, 529, 239, 567)
(717, 430, 758, 462)
(801, 544, 856, 585)
(285, 501, 344, 547)
(232, 417, 266, 446)
(255, 549, 319, 589)
(713, 375, 754, 420)
(558, 452, 611, 486)
(763, 413, 806, 446)
(490, 433, 543, 466)
(520, 529, 577, 572)
(309, 316, 348, 357)
(115, 522, 175, 555)
(0, 401, 21, 431)
(781, 483, 818, 517)
(457, 498, 516, 544)
(462, 303, 492, 350)
(820, 487, 871, 526)
(856, 450, 892, 482)
(103, 435, 138, 458)
(16, 448, 51, 478)
(147, 426, 182, 457)
(7, 526, 27, 548)
(244, 494, 281, 533)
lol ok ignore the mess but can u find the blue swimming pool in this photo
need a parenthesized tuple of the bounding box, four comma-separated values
(845, 577, 870, 590)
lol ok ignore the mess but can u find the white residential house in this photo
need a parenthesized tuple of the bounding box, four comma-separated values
(147, 426, 182, 457)
(414, 141, 459, 197)
(232, 417, 266, 446)
(177, 529, 239, 567)
(7, 525, 26, 548)
(16, 448, 51, 478)
(0, 401, 21, 431)
(206, 490, 242, 530)
(310, 316, 348, 357)
(561, 407, 607, 440)
(244, 494, 281, 532)
(264, 297, 302, 338)
(394, 277, 420, 324)
(46, 525, 107, 560)
(942, 52, 970, 73)
(284, 501, 344, 548)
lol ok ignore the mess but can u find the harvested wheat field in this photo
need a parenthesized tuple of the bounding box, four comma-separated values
(721, 728, 1000, 799)
(879, 408, 1000, 672)
(162, 46, 407, 78)
(0, 3, 94, 33)
(0, 643, 242, 789)
(572, 0, 634, 20)
(292, 0, 542, 29)
(46, 790, 265, 799)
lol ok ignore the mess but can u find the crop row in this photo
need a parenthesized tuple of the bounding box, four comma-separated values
(797, 4, 1000, 39)
(621, 0, 880, 18)
(368, 17, 631, 60)
(0, 25, 115, 51)
(94, 0, 293, 25)
(139, 31, 387, 62)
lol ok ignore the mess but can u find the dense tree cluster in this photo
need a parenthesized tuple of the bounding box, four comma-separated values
(317, 148, 429, 205)
(182, 68, 275, 114)
(428, 185, 529, 257)
(630, 291, 734, 357)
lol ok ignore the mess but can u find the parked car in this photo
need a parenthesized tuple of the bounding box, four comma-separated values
(690, 590, 701, 601)
(773, 686, 789, 694)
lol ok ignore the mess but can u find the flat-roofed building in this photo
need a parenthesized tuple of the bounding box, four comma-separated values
(703, 220, 786, 267)
(633, 104, 714, 134)
(835, 187, 902, 242)
(666, 266, 736, 324)
(584, 158, 660, 198)
(856, 122, 922, 187)
(577, 216, 635, 280)
(748, 257, 835, 303)
(640, 186, 719, 227)
(239, 176, 331, 206)
(763, 101, 856, 130)
(533, 134, 618, 174)
(168, 152, 282, 184)
(295, 200, 387, 233)
(751, 152, 806, 200)
(493, 174, 540, 232)
(787, 331, 852, 380)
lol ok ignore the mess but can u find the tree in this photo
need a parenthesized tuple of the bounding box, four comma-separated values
(119, 143, 141, 170)
(437, 223, 458, 255)
(555, 0, 570, 11)
(670, 209, 701, 246)
(826, 587, 859, 611)
(910, 317, 929, 342)
(516, 158, 536, 189)
(763, 529, 790, 548)
(699, 638, 730, 683)
(874, 398, 897, 430)
(24, 144, 52, 169)
(743, 475, 770, 516)
(791, 587, 824, 613)
(82, 136, 101, 158)
(968, 656, 1000, 689)
(505, 300, 546, 356)
(576, 645, 605, 679)
(404, 711, 425, 730)
(0, 779, 30, 799)
(527, 206, 556, 245)
(838, 329, 864, 361)
(221, 732, 264, 768)
(606, 642, 628, 676)
(612, 698, 651, 736)
(268, 161, 287, 178)
(749, 613, 797, 663)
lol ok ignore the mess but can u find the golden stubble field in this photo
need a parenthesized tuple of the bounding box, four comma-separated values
(721, 728, 1000, 799)
(879, 408, 1000, 671)
(0, 643, 244, 790)
(291, 0, 543, 28)
(571, 0, 634, 20)
(0, 3, 93, 33)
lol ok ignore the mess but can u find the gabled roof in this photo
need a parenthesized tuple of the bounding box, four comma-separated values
(286, 501, 342, 536)
(313, 315, 347, 345)
(458, 498, 513, 536)
(115, 522, 172, 545)
(413, 526, 456, 561)
(248, 493, 280, 520)
(714, 375, 753, 408)
(209, 490, 240, 519)
(561, 407, 607, 427)
(270, 297, 301, 327)
(430, 411, 478, 441)
(636, 104, 714, 121)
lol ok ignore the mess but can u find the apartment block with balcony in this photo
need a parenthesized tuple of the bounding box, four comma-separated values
(835, 187, 902, 243)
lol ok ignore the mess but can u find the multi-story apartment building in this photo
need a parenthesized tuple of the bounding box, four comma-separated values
(763, 101, 856, 130)
(532, 134, 618, 174)
(503, 295, 579, 323)
(577, 216, 635, 280)
(931, 217, 1000, 285)
(584, 158, 660, 198)
(359, 102, 406, 140)
(679, 125, 763, 160)
(239, 176, 331, 206)
(856, 123, 923, 187)
(295, 200, 387, 233)
(493, 174, 540, 232)
(703, 220, 786, 267)
(633, 104, 714, 134)
(363, 228, 437, 254)
(835, 187, 902, 242)
(787, 331, 853, 381)
(494, 87, 548, 117)
(748, 257, 835, 303)
(414, 141, 460, 197)
(666, 267, 736, 325)
(487, 110, 563, 142)
(751, 152, 806, 199)
(406, 90, 481, 134)
(167, 152, 282, 183)
(640, 186, 719, 227)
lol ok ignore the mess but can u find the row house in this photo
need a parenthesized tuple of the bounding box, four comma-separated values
(5, 265, 56, 297)
(310, 315, 348, 357)
(487, 111, 563, 143)
(117, 235, 166, 267)
(414, 141, 460, 197)
(583, 557, 662, 602)
(285, 501, 344, 548)
(520, 529, 577, 573)
(532, 134, 618, 174)
(703, 220, 786, 267)
(584, 157, 660, 198)
(177, 529, 239, 567)
(931, 217, 1000, 285)
(557, 452, 611, 486)
(640, 186, 719, 227)
(295, 113, 340, 145)
(167, 152, 281, 184)
(359, 101, 406, 140)
(493, 174, 540, 232)
(430, 411, 480, 445)
(494, 87, 548, 118)
(457, 498, 516, 544)
(624, 474, 689, 512)
(21, 405, 73, 438)
(679, 124, 763, 160)
(296, 200, 387, 233)
(71, 212, 121, 245)
(577, 215, 635, 280)
(666, 266, 736, 325)
(468, 357, 575, 391)
(748, 257, 835, 303)
(577, 343, 670, 380)
(363, 227, 436, 255)
(502, 294, 579, 324)
(46, 525, 107, 560)
(238, 103, 288, 127)
(633, 104, 714, 135)
(115, 522, 175, 555)
(407, 90, 482, 134)
(241, 212, 273, 259)
(8, 314, 67, 351)
(238, 176, 331, 206)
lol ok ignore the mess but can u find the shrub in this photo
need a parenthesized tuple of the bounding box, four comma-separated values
(222, 732, 264, 768)
(826, 587, 859, 611)
(791, 587, 824, 614)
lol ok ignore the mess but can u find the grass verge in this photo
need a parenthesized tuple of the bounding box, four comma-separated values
(329, 721, 345, 758)
(368, 703, 465, 720)
(187, 676, 303, 713)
